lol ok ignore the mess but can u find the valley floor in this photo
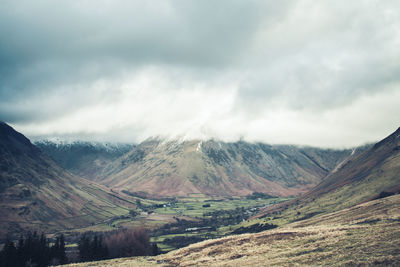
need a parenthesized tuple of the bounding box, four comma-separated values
(65, 194, 400, 266)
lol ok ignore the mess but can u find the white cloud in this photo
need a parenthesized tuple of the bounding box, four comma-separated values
(13, 68, 400, 148)
(2, 0, 400, 147)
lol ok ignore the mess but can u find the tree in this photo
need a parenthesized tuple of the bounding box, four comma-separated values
(0, 238, 17, 267)
(51, 234, 68, 264)
(152, 243, 159, 256)
(58, 234, 68, 264)
(1, 231, 65, 267)
(16, 235, 27, 266)
(37, 232, 51, 266)
(129, 209, 139, 217)
(78, 234, 91, 262)
(78, 233, 108, 262)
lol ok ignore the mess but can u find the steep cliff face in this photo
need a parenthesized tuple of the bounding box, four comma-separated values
(98, 139, 353, 198)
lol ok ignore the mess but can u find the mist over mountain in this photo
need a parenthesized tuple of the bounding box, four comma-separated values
(34, 140, 134, 180)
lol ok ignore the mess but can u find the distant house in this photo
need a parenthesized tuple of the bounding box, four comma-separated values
(185, 226, 213, 232)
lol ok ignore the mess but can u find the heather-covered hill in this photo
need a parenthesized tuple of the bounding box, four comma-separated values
(0, 122, 136, 238)
(98, 139, 354, 198)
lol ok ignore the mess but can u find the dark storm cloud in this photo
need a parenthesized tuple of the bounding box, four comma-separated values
(0, 0, 399, 147)
(0, 1, 269, 74)
(0, 0, 280, 122)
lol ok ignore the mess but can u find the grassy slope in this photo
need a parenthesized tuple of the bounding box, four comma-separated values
(99, 140, 353, 198)
(64, 194, 400, 266)
(248, 127, 400, 228)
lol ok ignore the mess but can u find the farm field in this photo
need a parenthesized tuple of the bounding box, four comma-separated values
(59, 195, 290, 254)
(146, 196, 290, 251)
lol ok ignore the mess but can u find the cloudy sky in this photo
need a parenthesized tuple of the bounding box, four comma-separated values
(1, 0, 399, 147)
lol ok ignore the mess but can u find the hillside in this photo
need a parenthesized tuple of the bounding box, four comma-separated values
(65, 194, 400, 266)
(0, 122, 136, 238)
(34, 140, 134, 181)
(98, 139, 354, 198)
(254, 126, 400, 224)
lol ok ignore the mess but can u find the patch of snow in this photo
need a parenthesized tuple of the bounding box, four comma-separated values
(196, 141, 203, 153)
(34, 139, 134, 152)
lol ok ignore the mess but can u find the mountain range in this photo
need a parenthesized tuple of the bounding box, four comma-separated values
(37, 138, 359, 198)
(101, 140, 359, 198)
(34, 140, 134, 181)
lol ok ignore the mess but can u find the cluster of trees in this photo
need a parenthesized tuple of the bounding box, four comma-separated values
(152, 206, 275, 249)
(203, 207, 248, 223)
(78, 234, 108, 262)
(105, 228, 157, 258)
(246, 192, 274, 200)
(132, 198, 177, 213)
(1, 228, 159, 266)
(77, 228, 158, 263)
(0, 232, 67, 267)
(154, 208, 248, 238)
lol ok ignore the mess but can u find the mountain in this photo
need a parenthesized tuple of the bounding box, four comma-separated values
(34, 140, 134, 181)
(98, 139, 355, 198)
(0, 122, 136, 238)
(256, 126, 400, 221)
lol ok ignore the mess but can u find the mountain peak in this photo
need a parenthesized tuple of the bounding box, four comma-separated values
(372, 126, 400, 150)
(0, 122, 36, 154)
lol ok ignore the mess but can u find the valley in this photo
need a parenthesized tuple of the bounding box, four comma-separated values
(64, 194, 400, 266)
(2, 1, 400, 266)
(1, 122, 399, 266)
(52, 195, 291, 254)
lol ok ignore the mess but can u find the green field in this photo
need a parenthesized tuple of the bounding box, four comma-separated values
(153, 197, 288, 217)
(146, 196, 291, 252)
(63, 195, 291, 252)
